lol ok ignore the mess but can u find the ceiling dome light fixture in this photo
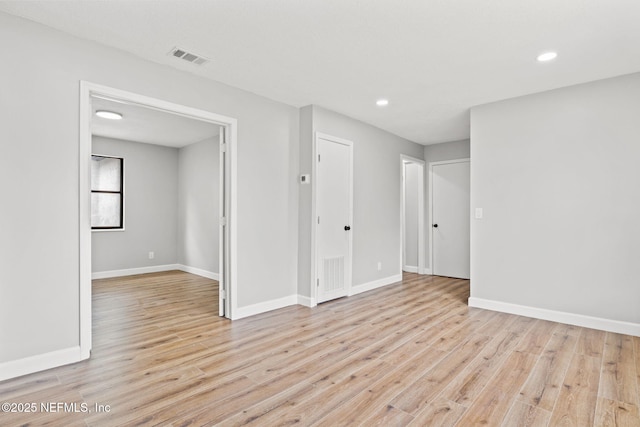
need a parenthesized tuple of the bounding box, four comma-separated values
(537, 51, 558, 62)
(95, 110, 123, 120)
(376, 99, 389, 107)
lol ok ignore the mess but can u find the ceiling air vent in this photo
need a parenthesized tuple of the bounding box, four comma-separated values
(169, 47, 209, 66)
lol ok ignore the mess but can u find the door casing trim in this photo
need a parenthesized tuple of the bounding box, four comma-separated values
(80, 81, 238, 358)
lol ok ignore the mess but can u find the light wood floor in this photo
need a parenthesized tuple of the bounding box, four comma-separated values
(1, 271, 639, 426)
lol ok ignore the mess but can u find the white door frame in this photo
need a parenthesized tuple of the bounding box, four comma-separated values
(311, 132, 354, 305)
(400, 155, 426, 275)
(428, 158, 470, 277)
(79, 81, 238, 358)
(218, 126, 229, 317)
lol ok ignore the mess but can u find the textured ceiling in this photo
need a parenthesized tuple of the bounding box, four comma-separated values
(2, 0, 640, 144)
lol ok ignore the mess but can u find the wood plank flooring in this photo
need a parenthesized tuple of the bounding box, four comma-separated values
(0, 271, 639, 426)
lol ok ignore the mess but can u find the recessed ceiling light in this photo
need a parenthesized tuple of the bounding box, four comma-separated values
(376, 99, 389, 107)
(537, 51, 558, 62)
(95, 110, 123, 120)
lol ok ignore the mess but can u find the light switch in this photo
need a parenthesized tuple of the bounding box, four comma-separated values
(475, 208, 483, 219)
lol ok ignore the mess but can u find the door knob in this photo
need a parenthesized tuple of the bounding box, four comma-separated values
(433, 224, 438, 228)
(344, 225, 351, 231)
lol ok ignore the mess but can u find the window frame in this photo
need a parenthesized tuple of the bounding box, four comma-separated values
(91, 154, 124, 231)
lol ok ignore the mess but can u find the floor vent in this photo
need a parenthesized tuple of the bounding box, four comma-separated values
(323, 256, 345, 292)
(169, 47, 209, 66)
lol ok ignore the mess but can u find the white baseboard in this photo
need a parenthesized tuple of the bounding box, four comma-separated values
(468, 297, 640, 337)
(233, 280, 409, 317)
(350, 273, 403, 296)
(177, 264, 219, 281)
(0, 346, 85, 382)
(92, 264, 219, 281)
(403, 266, 432, 275)
(233, 295, 298, 320)
(92, 264, 180, 279)
(297, 295, 316, 307)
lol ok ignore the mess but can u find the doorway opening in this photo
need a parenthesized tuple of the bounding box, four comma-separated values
(79, 82, 237, 358)
(401, 155, 426, 275)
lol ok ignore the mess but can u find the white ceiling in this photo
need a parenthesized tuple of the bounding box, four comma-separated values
(2, 0, 640, 145)
(92, 97, 219, 148)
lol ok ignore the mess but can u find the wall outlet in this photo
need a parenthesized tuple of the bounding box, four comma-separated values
(148, 251, 155, 259)
(377, 262, 382, 271)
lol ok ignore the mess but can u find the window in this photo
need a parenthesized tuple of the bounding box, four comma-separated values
(91, 155, 124, 230)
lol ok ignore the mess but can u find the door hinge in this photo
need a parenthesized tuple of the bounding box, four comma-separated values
(220, 289, 226, 299)
(220, 217, 227, 226)
(317, 278, 320, 287)
(317, 216, 320, 224)
(220, 143, 227, 153)
(318, 154, 321, 162)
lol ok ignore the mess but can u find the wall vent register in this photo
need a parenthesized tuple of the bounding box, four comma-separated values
(169, 47, 209, 66)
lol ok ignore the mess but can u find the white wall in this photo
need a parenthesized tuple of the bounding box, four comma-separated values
(92, 135, 218, 277)
(0, 12, 299, 367)
(297, 106, 424, 298)
(297, 106, 314, 297)
(470, 72, 640, 331)
(92, 136, 179, 272)
(177, 136, 219, 275)
(424, 139, 470, 164)
(403, 162, 420, 269)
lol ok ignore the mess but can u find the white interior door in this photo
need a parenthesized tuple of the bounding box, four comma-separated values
(316, 133, 353, 303)
(432, 160, 470, 279)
